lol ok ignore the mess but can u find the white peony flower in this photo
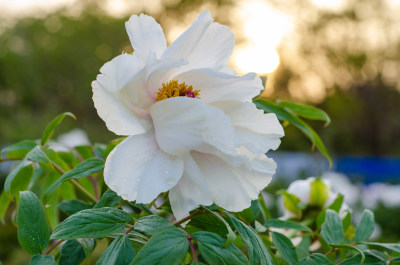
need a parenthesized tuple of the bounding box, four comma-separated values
(92, 11, 284, 220)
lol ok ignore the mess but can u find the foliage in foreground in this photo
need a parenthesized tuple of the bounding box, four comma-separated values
(0, 105, 399, 265)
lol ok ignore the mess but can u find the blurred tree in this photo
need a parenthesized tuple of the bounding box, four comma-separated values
(0, 0, 234, 146)
(266, 0, 400, 155)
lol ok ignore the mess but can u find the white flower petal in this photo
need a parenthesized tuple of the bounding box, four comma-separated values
(92, 81, 147, 136)
(126, 14, 167, 64)
(191, 150, 276, 212)
(175, 69, 262, 103)
(150, 97, 235, 156)
(213, 101, 284, 153)
(92, 54, 149, 135)
(145, 56, 188, 97)
(169, 154, 213, 220)
(118, 55, 187, 112)
(162, 10, 234, 73)
(104, 131, 184, 203)
(97, 54, 141, 93)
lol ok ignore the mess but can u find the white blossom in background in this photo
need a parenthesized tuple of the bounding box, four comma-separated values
(92, 11, 284, 220)
(322, 171, 360, 208)
(281, 177, 351, 219)
(362, 183, 400, 209)
(49, 129, 91, 152)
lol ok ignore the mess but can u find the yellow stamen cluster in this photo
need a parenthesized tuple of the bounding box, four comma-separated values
(155, 80, 200, 102)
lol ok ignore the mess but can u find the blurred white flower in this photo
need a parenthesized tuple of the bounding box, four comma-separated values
(49, 129, 91, 152)
(322, 171, 360, 207)
(92, 11, 284, 220)
(362, 183, 400, 209)
(282, 177, 350, 219)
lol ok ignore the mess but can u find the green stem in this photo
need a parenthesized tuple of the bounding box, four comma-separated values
(70, 179, 97, 203)
(50, 159, 98, 203)
(0, 157, 22, 162)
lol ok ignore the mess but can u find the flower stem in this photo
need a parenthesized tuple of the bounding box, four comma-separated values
(178, 228, 199, 263)
(44, 239, 64, 255)
(188, 237, 199, 263)
(0, 157, 22, 162)
(173, 211, 204, 226)
(325, 247, 337, 257)
(124, 226, 134, 235)
(70, 179, 98, 203)
(50, 159, 98, 203)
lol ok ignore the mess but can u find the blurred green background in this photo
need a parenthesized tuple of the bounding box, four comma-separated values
(1, 0, 399, 155)
(1, 0, 400, 264)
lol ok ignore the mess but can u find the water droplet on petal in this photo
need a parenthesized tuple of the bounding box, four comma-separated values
(165, 178, 175, 185)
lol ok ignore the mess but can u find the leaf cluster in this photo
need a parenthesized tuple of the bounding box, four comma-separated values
(1, 112, 399, 265)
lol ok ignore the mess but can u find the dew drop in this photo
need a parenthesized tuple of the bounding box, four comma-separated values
(165, 178, 175, 185)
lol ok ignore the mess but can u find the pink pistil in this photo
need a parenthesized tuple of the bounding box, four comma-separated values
(186, 91, 196, 98)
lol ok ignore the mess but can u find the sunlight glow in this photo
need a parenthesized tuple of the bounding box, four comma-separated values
(311, 0, 346, 10)
(232, 0, 293, 74)
(0, 0, 75, 18)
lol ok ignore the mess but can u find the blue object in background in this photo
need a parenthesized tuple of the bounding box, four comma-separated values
(334, 156, 400, 184)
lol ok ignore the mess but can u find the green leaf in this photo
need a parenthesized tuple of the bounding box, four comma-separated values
(227, 213, 274, 265)
(43, 172, 60, 230)
(354, 209, 375, 242)
(94, 189, 121, 208)
(134, 215, 175, 236)
(316, 194, 344, 228)
(321, 209, 344, 244)
(340, 252, 387, 265)
(129, 202, 153, 215)
(258, 194, 272, 221)
(271, 232, 298, 265)
(43, 148, 71, 172)
(193, 231, 250, 265)
(361, 242, 400, 253)
(4, 163, 33, 197)
(17, 191, 51, 254)
(329, 244, 365, 263)
(202, 208, 235, 247)
(41, 112, 76, 146)
(342, 212, 352, 232)
(265, 219, 312, 233)
(44, 158, 104, 201)
(0, 191, 11, 223)
(77, 238, 96, 261)
(188, 213, 229, 237)
(29, 254, 56, 265)
(97, 235, 135, 265)
(278, 101, 331, 126)
(328, 194, 344, 212)
(26, 146, 54, 170)
(310, 178, 330, 206)
(1, 139, 37, 158)
(254, 98, 332, 165)
(299, 253, 334, 265)
(130, 228, 189, 265)
(74, 145, 94, 160)
(278, 190, 302, 215)
(59, 240, 86, 265)
(296, 237, 311, 260)
(51, 207, 133, 240)
(58, 199, 92, 216)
